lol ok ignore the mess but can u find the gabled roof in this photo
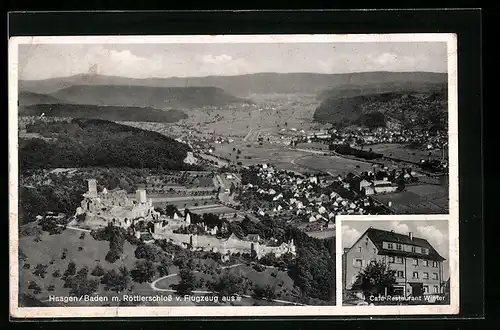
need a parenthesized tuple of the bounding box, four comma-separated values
(349, 227, 446, 261)
(359, 227, 445, 261)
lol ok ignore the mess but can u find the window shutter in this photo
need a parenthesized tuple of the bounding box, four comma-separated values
(362, 260, 366, 268)
(352, 258, 357, 266)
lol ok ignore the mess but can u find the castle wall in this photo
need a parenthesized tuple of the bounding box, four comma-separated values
(151, 229, 296, 259)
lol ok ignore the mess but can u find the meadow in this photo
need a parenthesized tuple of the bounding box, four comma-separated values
(369, 143, 448, 163)
(373, 184, 449, 214)
(18, 229, 192, 307)
(293, 154, 374, 176)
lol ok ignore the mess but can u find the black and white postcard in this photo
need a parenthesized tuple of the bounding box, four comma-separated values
(9, 34, 458, 317)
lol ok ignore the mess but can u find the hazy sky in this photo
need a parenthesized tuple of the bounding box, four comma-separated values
(18, 42, 447, 80)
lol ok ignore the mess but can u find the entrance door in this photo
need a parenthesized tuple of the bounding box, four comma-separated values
(410, 283, 424, 296)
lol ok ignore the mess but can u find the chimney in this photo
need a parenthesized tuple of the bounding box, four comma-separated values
(409, 232, 413, 240)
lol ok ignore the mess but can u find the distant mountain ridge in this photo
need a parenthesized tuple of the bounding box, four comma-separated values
(19, 103, 188, 123)
(19, 71, 447, 96)
(48, 85, 251, 110)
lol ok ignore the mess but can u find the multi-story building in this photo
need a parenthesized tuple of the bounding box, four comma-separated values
(343, 227, 446, 297)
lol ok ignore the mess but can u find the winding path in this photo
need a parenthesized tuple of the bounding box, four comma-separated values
(150, 263, 306, 306)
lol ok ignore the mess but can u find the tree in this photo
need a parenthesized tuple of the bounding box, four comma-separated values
(131, 260, 157, 283)
(134, 244, 161, 262)
(356, 260, 397, 300)
(101, 267, 131, 293)
(165, 204, 178, 218)
(91, 264, 105, 277)
(157, 259, 170, 277)
(28, 281, 42, 295)
(52, 269, 61, 278)
(208, 270, 246, 296)
(33, 264, 48, 278)
(70, 267, 99, 296)
(252, 284, 276, 301)
(259, 253, 278, 267)
(176, 267, 197, 295)
(105, 248, 121, 264)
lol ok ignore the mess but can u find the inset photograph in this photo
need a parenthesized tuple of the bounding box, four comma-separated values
(341, 218, 450, 306)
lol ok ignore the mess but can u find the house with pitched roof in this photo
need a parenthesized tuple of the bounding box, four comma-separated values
(342, 227, 446, 297)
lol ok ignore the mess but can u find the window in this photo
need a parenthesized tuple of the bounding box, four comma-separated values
(412, 258, 419, 266)
(412, 272, 419, 279)
(433, 285, 439, 294)
(388, 243, 394, 249)
(423, 272, 429, 279)
(423, 260, 429, 267)
(423, 285, 429, 294)
(373, 248, 377, 254)
(396, 257, 403, 264)
(432, 261, 438, 267)
(354, 258, 362, 268)
(397, 271, 404, 278)
(411, 246, 416, 253)
(432, 273, 438, 280)
(396, 244, 402, 251)
(357, 247, 362, 253)
(422, 248, 428, 254)
(370, 258, 377, 264)
(389, 256, 395, 263)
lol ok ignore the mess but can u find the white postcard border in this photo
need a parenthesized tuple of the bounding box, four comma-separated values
(9, 33, 459, 318)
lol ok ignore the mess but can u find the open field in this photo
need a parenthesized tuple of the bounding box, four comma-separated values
(369, 143, 448, 163)
(306, 229, 336, 240)
(295, 142, 329, 151)
(292, 154, 374, 176)
(153, 197, 220, 209)
(212, 142, 315, 169)
(373, 184, 449, 214)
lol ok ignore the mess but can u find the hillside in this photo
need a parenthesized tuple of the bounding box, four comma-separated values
(19, 103, 188, 123)
(316, 81, 447, 101)
(313, 85, 448, 131)
(19, 72, 447, 96)
(49, 85, 252, 109)
(19, 118, 196, 171)
(18, 91, 65, 106)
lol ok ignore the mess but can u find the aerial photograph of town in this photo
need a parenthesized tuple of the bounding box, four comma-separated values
(15, 38, 450, 308)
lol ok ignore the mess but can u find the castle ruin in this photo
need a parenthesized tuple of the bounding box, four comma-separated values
(75, 179, 160, 228)
(74, 179, 296, 260)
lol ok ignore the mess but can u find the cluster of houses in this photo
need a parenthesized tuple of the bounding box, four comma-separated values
(240, 164, 388, 223)
(330, 127, 448, 151)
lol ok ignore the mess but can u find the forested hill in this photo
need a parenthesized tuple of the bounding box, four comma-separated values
(19, 119, 196, 171)
(19, 71, 447, 96)
(316, 81, 447, 101)
(18, 91, 65, 106)
(19, 104, 188, 123)
(313, 84, 448, 131)
(50, 85, 252, 109)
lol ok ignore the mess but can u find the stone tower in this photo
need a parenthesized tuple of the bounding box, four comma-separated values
(87, 179, 98, 197)
(136, 186, 147, 204)
(189, 235, 198, 248)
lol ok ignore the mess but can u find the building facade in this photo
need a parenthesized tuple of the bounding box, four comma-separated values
(343, 227, 446, 297)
